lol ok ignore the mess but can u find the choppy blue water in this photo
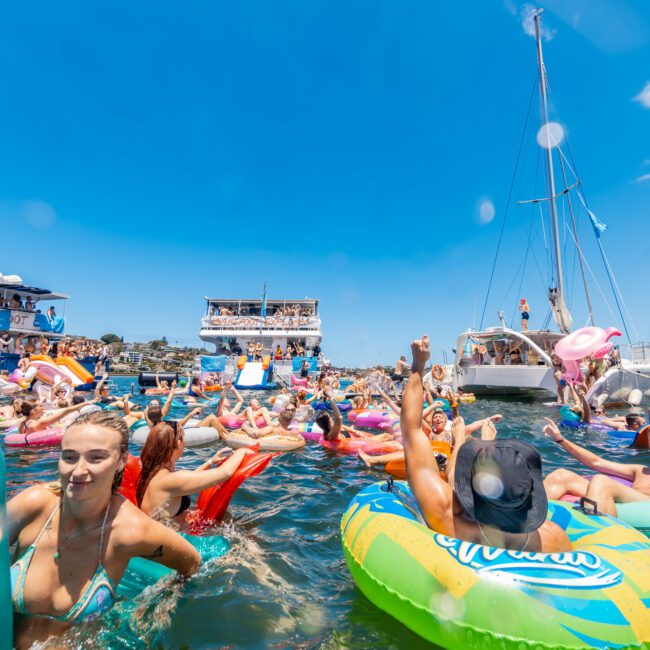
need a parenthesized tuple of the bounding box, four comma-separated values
(3, 376, 648, 649)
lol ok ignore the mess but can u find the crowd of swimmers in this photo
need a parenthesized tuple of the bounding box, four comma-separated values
(3, 336, 649, 648)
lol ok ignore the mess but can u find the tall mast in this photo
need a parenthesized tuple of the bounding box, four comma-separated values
(534, 9, 571, 333)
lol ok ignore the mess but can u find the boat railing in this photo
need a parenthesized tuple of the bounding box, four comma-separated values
(200, 315, 321, 332)
(0, 308, 65, 335)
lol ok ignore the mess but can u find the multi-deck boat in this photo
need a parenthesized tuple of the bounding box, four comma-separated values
(198, 295, 322, 389)
(0, 275, 68, 374)
(0, 274, 102, 390)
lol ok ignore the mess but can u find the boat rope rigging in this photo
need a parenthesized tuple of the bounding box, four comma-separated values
(479, 75, 537, 330)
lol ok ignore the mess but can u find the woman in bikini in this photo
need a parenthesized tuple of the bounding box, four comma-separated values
(136, 421, 252, 524)
(8, 410, 199, 649)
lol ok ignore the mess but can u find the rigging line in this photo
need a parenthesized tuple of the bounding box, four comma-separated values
(537, 201, 552, 285)
(479, 75, 537, 330)
(510, 217, 534, 328)
(574, 185, 639, 343)
(595, 240, 636, 345)
(557, 152, 594, 324)
(561, 219, 621, 327)
(499, 252, 527, 308)
(528, 239, 549, 289)
(548, 88, 637, 339)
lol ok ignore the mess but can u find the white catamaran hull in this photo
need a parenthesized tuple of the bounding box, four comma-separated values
(454, 364, 557, 397)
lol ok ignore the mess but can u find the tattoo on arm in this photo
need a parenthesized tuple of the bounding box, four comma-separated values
(144, 545, 164, 559)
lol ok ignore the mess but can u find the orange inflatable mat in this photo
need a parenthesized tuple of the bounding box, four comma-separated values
(385, 441, 452, 481)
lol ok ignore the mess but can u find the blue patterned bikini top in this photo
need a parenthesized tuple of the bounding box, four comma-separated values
(11, 502, 116, 624)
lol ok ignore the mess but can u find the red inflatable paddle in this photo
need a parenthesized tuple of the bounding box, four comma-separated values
(196, 449, 277, 521)
(117, 448, 276, 521)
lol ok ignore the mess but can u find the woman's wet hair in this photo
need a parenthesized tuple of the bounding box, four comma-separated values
(147, 403, 163, 424)
(315, 411, 332, 433)
(20, 401, 40, 417)
(70, 410, 130, 492)
(136, 421, 182, 506)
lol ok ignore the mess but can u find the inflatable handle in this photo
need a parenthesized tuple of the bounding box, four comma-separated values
(579, 496, 600, 516)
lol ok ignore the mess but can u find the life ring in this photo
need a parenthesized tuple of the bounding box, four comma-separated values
(431, 364, 445, 382)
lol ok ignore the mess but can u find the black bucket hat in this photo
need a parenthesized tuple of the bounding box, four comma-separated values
(454, 439, 547, 534)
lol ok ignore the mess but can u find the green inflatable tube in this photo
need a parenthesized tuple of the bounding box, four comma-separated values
(0, 450, 12, 649)
(342, 481, 650, 649)
(617, 502, 650, 538)
(117, 534, 229, 599)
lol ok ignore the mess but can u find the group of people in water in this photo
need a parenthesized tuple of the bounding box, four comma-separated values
(2, 335, 649, 648)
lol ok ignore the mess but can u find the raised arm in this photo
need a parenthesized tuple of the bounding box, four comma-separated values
(34, 400, 94, 428)
(122, 395, 132, 416)
(378, 387, 400, 415)
(162, 381, 176, 418)
(94, 373, 108, 399)
(402, 337, 455, 536)
(543, 418, 639, 480)
(230, 385, 244, 414)
(178, 407, 202, 429)
(155, 370, 162, 389)
(215, 386, 228, 417)
(158, 448, 253, 496)
(326, 392, 343, 440)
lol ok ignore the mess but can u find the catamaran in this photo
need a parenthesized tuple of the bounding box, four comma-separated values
(449, 10, 650, 403)
(197, 291, 322, 389)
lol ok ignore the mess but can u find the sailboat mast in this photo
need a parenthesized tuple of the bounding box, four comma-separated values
(534, 10, 568, 332)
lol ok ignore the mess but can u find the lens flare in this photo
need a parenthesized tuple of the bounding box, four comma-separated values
(478, 199, 495, 224)
(536, 122, 565, 149)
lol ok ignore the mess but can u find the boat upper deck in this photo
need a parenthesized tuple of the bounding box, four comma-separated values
(200, 298, 321, 336)
(0, 281, 68, 338)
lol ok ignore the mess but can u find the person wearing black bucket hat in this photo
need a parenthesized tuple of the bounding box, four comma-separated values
(401, 336, 571, 552)
(454, 438, 548, 535)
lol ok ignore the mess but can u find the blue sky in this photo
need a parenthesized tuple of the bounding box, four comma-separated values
(1, 1, 649, 366)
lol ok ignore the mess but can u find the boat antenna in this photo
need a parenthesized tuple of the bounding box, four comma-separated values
(533, 9, 572, 334)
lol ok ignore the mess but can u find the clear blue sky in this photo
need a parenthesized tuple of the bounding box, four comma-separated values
(2, 1, 649, 366)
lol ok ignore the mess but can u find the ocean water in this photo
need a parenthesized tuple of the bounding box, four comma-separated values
(3, 376, 648, 649)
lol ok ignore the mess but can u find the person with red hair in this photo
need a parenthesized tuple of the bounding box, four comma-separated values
(136, 420, 252, 523)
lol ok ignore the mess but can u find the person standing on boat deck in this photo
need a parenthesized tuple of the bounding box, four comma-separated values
(519, 298, 530, 331)
(300, 358, 310, 379)
(391, 355, 409, 382)
(400, 335, 570, 552)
